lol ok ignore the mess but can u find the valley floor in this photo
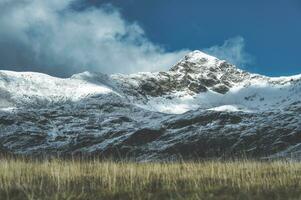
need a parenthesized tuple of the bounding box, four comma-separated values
(0, 158, 300, 200)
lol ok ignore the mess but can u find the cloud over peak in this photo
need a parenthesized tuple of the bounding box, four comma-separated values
(0, 1, 253, 76)
(0, 0, 188, 76)
(204, 36, 253, 68)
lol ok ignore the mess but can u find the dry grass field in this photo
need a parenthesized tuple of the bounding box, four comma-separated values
(0, 158, 300, 200)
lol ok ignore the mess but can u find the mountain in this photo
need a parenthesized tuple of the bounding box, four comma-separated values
(0, 50, 300, 161)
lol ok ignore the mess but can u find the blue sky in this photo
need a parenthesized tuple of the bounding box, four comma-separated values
(85, 0, 301, 76)
(0, 0, 300, 76)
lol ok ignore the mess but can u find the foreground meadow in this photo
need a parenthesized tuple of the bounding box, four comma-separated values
(0, 158, 300, 200)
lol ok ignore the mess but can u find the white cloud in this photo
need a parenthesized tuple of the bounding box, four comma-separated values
(0, 1, 253, 76)
(0, 0, 189, 76)
(204, 36, 253, 67)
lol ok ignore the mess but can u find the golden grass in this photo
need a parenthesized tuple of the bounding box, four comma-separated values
(0, 158, 300, 200)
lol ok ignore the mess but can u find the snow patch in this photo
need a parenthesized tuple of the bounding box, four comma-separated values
(208, 105, 252, 112)
(0, 70, 115, 107)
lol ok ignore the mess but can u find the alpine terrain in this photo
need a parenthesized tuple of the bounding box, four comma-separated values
(0, 51, 300, 161)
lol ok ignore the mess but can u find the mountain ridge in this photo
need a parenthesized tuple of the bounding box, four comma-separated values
(0, 51, 300, 160)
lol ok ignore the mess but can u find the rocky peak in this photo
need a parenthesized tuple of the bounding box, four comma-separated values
(167, 51, 251, 93)
(168, 50, 248, 82)
(170, 50, 221, 73)
(112, 51, 253, 98)
(183, 50, 218, 63)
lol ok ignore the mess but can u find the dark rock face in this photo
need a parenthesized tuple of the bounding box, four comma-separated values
(212, 84, 229, 94)
(112, 53, 250, 99)
(188, 82, 208, 93)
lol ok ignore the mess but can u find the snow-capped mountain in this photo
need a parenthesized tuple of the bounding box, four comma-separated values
(0, 51, 300, 160)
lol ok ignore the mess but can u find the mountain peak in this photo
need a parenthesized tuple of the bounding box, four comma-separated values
(170, 50, 231, 73)
(184, 50, 219, 63)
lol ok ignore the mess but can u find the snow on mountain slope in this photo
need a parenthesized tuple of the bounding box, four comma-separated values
(112, 50, 301, 114)
(142, 75, 301, 113)
(0, 70, 115, 109)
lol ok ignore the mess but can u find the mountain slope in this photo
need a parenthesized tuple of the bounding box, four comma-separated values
(112, 51, 301, 114)
(0, 70, 115, 109)
(0, 51, 300, 160)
